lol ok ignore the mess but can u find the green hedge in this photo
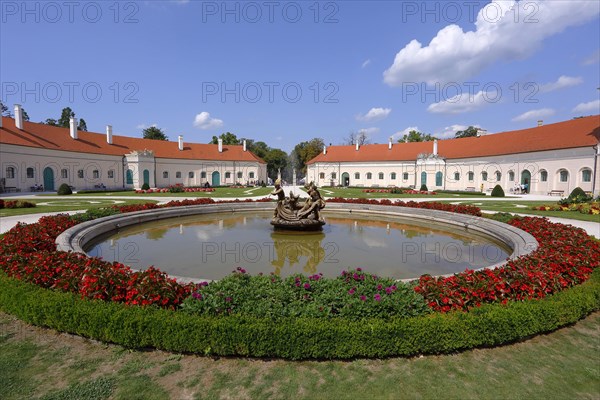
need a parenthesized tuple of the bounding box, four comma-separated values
(1, 269, 599, 359)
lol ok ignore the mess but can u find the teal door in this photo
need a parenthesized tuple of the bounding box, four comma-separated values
(126, 169, 133, 184)
(143, 169, 150, 186)
(420, 172, 427, 187)
(341, 172, 350, 186)
(212, 171, 220, 187)
(521, 170, 531, 193)
(43, 167, 54, 191)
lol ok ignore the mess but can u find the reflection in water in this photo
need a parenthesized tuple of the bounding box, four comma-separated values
(86, 212, 511, 280)
(271, 232, 326, 275)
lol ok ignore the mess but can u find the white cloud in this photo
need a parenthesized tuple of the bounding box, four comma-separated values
(427, 90, 494, 114)
(539, 75, 582, 93)
(572, 99, 600, 114)
(193, 112, 224, 130)
(391, 126, 419, 141)
(361, 59, 371, 68)
(511, 108, 555, 122)
(383, 1, 598, 85)
(439, 124, 469, 139)
(356, 107, 392, 122)
(582, 50, 600, 66)
(136, 123, 158, 130)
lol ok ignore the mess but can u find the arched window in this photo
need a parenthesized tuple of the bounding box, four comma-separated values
(6, 167, 15, 179)
(189, 171, 195, 178)
(435, 172, 443, 186)
(559, 170, 569, 182)
(92, 170, 99, 179)
(78, 169, 84, 179)
(332, 173, 337, 179)
(176, 171, 182, 179)
(249, 172, 255, 179)
(108, 170, 114, 179)
(237, 171, 243, 179)
(366, 172, 372, 180)
(403, 172, 409, 180)
(495, 171, 501, 181)
(201, 171, 207, 179)
(319, 172, 325, 179)
(582, 169, 592, 182)
(26, 167, 34, 179)
(390, 172, 396, 180)
(225, 172, 231, 179)
(378, 172, 384, 180)
(482, 171, 488, 181)
(126, 169, 133, 184)
(61, 168, 68, 179)
(540, 170, 548, 182)
(468, 171, 474, 181)
(163, 171, 169, 179)
(420, 171, 427, 186)
(354, 172, 360, 179)
(508, 171, 515, 181)
(454, 172, 460, 181)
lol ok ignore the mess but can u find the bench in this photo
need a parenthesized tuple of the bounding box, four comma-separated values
(548, 190, 564, 196)
(30, 186, 44, 192)
(465, 187, 476, 191)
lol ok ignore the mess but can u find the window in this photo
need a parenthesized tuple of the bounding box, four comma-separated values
(332, 173, 336, 179)
(355, 172, 360, 179)
(582, 169, 592, 182)
(540, 170, 548, 182)
(435, 172, 443, 186)
(108, 170, 114, 179)
(378, 172, 384, 180)
(495, 171, 501, 181)
(366, 172, 372, 180)
(454, 172, 460, 181)
(163, 171, 169, 179)
(403, 172, 409, 180)
(390, 172, 396, 180)
(482, 171, 488, 181)
(6, 167, 15, 179)
(201, 171, 207, 179)
(559, 170, 569, 182)
(126, 169, 133, 184)
(60, 168, 68, 179)
(237, 172, 243, 179)
(26, 167, 34, 179)
(225, 172, 231, 179)
(319, 172, 325, 179)
(468, 171, 474, 181)
(249, 172, 255, 179)
(176, 171, 182, 179)
(508, 171, 515, 181)
(92, 170, 99, 179)
(189, 171, 194, 179)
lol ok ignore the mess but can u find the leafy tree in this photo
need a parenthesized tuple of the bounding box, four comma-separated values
(77, 118, 88, 131)
(22, 108, 30, 121)
(398, 130, 438, 143)
(263, 148, 288, 180)
(247, 140, 269, 159)
(454, 126, 481, 139)
(0, 102, 8, 116)
(44, 118, 58, 126)
(142, 126, 168, 141)
(343, 131, 369, 146)
(210, 132, 240, 145)
(292, 138, 324, 174)
(57, 107, 75, 128)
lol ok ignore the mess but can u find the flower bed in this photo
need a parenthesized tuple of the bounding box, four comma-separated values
(362, 188, 436, 195)
(328, 197, 482, 216)
(532, 201, 600, 215)
(135, 187, 216, 194)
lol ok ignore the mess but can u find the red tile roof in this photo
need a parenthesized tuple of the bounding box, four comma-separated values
(308, 115, 600, 164)
(0, 117, 266, 164)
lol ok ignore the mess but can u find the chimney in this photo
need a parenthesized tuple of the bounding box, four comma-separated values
(433, 139, 438, 156)
(323, 145, 327, 155)
(106, 125, 113, 144)
(355, 142, 359, 151)
(218, 138, 223, 153)
(388, 137, 392, 150)
(537, 120, 543, 127)
(14, 104, 23, 130)
(243, 139, 247, 152)
(178, 135, 184, 151)
(70, 117, 78, 139)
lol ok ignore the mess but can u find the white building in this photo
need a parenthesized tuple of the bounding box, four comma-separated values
(0, 105, 267, 192)
(307, 116, 600, 196)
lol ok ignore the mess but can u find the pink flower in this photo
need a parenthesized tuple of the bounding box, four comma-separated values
(304, 283, 311, 290)
(360, 295, 367, 301)
(374, 294, 381, 302)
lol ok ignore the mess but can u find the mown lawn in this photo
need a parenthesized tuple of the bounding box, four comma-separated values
(0, 311, 598, 399)
(65, 186, 274, 198)
(437, 200, 600, 222)
(0, 199, 159, 218)
(314, 187, 487, 199)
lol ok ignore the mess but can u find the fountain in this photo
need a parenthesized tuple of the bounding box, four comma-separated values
(270, 180, 325, 231)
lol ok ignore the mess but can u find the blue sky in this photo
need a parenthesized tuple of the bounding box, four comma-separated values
(2, 0, 599, 152)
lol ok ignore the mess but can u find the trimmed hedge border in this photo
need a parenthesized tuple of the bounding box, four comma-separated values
(1, 269, 598, 359)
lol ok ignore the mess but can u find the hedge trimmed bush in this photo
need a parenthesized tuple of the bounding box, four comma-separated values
(420, 184, 428, 191)
(490, 184, 505, 197)
(141, 183, 150, 190)
(57, 183, 73, 195)
(0, 269, 598, 359)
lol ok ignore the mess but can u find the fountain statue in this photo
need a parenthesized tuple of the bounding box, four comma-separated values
(270, 180, 326, 230)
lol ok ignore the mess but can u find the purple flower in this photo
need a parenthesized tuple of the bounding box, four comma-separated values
(304, 283, 311, 290)
(225, 297, 232, 303)
(377, 284, 383, 291)
(348, 288, 355, 295)
(356, 267, 362, 271)
(360, 295, 367, 301)
(385, 287, 393, 295)
(374, 294, 381, 302)
(192, 292, 202, 300)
